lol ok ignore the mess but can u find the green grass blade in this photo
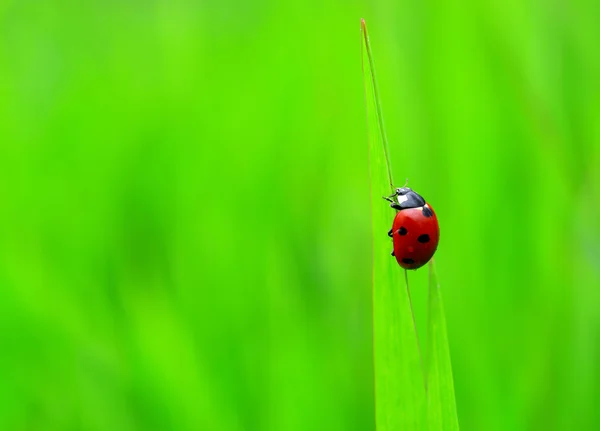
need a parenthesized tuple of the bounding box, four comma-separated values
(425, 261, 460, 430)
(361, 18, 394, 192)
(362, 18, 426, 431)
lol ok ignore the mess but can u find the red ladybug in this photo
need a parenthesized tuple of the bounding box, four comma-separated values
(385, 187, 439, 270)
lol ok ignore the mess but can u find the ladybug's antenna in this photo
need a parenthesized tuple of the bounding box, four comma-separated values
(403, 178, 409, 188)
(361, 18, 394, 192)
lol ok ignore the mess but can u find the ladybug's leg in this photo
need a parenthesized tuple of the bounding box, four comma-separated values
(390, 250, 395, 256)
(383, 195, 402, 210)
(387, 229, 393, 237)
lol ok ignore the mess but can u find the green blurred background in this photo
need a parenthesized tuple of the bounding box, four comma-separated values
(1, 1, 599, 430)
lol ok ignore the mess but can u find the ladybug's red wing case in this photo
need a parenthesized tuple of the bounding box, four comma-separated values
(391, 204, 439, 270)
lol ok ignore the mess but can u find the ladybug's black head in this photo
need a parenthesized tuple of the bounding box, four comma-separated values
(395, 187, 412, 196)
(393, 187, 426, 210)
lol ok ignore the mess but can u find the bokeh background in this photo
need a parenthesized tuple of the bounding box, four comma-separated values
(1, 1, 599, 430)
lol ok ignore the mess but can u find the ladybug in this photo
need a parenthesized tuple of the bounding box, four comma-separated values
(384, 187, 439, 270)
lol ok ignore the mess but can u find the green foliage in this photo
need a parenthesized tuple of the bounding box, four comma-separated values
(0, 1, 599, 431)
(363, 19, 458, 430)
(425, 262, 459, 431)
(363, 23, 427, 428)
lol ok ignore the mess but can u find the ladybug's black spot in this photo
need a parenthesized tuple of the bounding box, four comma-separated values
(422, 206, 433, 218)
(398, 226, 408, 236)
(417, 234, 430, 243)
(402, 258, 415, 265)
(391, 250, 395, 256)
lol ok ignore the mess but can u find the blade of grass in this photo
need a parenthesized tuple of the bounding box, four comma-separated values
(425, 260, 460, 430)
(361, 18, 394, 192)
(362, 18, 426, 431)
